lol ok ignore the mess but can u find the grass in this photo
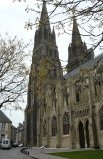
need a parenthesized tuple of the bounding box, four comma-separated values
(49, 150, 103, 159)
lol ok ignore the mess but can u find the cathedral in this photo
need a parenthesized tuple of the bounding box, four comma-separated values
(25, 1, 103, 149)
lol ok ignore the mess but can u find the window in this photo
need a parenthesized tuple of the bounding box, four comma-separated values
(54, 68, 56, 77)
(43, 120, 46, 137)
(94, 79, 102, 97)
(1, 123, 5, 131)
(53, 87, 56, 93)
(49, 33, 51, 41)
(44, 29, 46, 40)
(99, 106, 103, 130)
(76, 92, 80, 102)
(94, 85, 97, 97)
(63, 112, 69, 135)
(51, 116, 57, 137)
(1, 134, 5, 141)
(54, 51, 57, 58)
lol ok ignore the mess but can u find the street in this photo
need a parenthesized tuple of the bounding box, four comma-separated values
(0, 148, 32, 159)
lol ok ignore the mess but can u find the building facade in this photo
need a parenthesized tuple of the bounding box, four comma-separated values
(11, 125, 17, 145)
(0, 110, 12, 142)
(16, 122, 24, 145)
(25, 1, 103, 149)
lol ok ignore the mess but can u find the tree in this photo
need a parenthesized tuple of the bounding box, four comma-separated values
(0, 34, 30, 110)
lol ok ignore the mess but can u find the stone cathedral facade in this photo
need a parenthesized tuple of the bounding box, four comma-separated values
(25, 1, 103, 149)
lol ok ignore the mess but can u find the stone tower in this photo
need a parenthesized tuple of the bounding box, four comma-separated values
(67, 16, 94, 72)
(25, 0, 103, 149)
(25, 0, 63, 147)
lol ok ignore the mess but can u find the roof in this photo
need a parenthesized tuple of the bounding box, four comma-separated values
(64, 53, 103, 79)
(0, 110, 12, 123)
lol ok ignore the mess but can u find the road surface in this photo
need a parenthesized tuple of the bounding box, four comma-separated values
(0, 148, 32, 159)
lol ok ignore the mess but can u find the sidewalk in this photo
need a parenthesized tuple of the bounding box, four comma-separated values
(28, 147, 69, 159)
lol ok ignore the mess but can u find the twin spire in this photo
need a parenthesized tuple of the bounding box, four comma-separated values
(40, 0, 83, 45)
(40, 1, 82, 44)
(35, 1, 92, 72)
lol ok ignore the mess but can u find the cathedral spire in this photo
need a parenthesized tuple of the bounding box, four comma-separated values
(33, 0, 59, 60)
(39, 0, 50, 29)
(72, 16, 82, 45)
(67, 17, 94, 72)
(52, 26, 56, 44)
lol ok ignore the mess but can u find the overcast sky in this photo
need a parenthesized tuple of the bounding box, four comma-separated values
(0, 0, 70, 127)
(0, 0, 101, 127)
(0, 0, 34, 127)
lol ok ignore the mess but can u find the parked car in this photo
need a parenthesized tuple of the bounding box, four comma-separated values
(18, 143, 24, 147)
(1, 139, 11, 149)
(12, 143, 18, 148)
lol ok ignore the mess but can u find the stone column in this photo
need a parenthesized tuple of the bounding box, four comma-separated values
(37, 106, 40, 147)
(88, 118, 94, 147)
(39, 105, 43, 147)
(68, 80, 76, 149)
(56, 83, 62, 148)
(87, 73, 99, 148)
(46, 87, 52, 147)
(84, 126, 87, 148)
(75, 124, 80, 149)
(30, 107, 34, 147)
(57, 112, 62, 148)
(47, 116, 51, 147)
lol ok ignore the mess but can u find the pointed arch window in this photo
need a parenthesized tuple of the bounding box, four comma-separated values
(44, 28, 47, 40)
(63, 112, 69, 135)
(94, 84, 97, 97)
(49, 33, 51, 41)
(99, 106, 103, 130)
(51, 116, 57, 137)
(76, 92, 80, 102)
(43, 120, 46, 137)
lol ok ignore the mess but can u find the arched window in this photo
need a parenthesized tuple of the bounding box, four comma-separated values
(63, 112, 69, 135)
(51, 116, 57, 137)
(99, 106, 103, 130)
(43, 120, 46, 137)
(76, 92, 80, 102)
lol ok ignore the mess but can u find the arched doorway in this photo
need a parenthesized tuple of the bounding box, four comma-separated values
(85, 120, 90, 147)
(79, 121, 85, 148)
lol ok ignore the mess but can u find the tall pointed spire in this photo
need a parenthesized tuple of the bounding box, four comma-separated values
(39, 0, 50, 29)
(52, 26, 56, 44)
(67, 17, 94, 72)
(33, 0, 60, 60)
(72, 16, 82, 45)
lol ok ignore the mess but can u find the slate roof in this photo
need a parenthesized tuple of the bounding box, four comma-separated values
(64, 53, 103, 79)
(0, 110, 12, 123)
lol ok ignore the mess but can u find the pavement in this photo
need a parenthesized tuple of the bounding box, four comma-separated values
(27, 147, 69, 159)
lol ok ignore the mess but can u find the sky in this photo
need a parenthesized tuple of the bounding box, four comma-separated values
(0, 0, 101, 127)
(0, 0, 35, 127)
(0, 0, 70, 127)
